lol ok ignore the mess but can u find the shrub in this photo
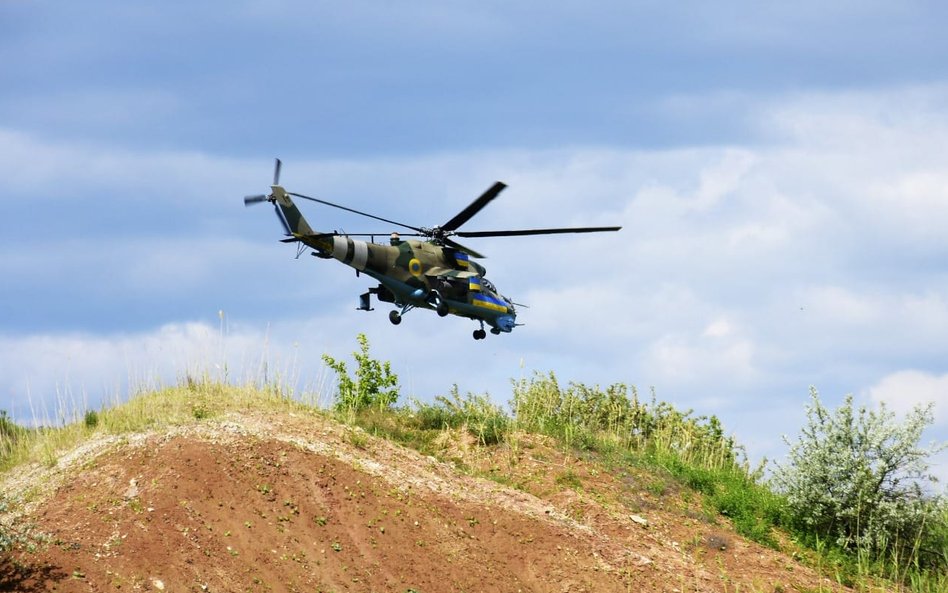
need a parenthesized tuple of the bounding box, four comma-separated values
(772, 388, 947, 572)
(323, 334, 399, 414)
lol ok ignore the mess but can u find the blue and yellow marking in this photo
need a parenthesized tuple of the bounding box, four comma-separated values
(472, 293, 508, 313)
(408, 258, 423, 277)
(454, 252, 470, 269)
(468, 276, 481, 292)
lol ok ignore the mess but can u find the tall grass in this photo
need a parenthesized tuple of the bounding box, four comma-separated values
(0, 410, 26, 469)
(511, 372, 740, 469)
(0, 375, 324, 473)
(2, 340, 945, 593)
(510, 372, 783, 545)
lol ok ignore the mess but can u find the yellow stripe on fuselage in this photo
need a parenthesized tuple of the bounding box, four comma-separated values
(473, 295, 508, 313)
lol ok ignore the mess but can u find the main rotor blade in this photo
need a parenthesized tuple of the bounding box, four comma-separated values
(288, 191, 426, 233)
(444, 237, 486, 259)
(244, 194, 268, 206)
(456, 225, 622, 238)
(273, 158, 282, 186)
(441, 181, 507, 232)
(297, 232, 427, 239)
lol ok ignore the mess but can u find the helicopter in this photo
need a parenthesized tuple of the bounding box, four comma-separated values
(244, 159, 621, 340)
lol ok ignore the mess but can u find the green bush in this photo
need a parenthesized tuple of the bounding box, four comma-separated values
(772, 388, 947, 575)
(323, 334, 399, 414)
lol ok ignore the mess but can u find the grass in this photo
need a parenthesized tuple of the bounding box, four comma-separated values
(0, 376, 315, 473)
(1, 359, 945, 593)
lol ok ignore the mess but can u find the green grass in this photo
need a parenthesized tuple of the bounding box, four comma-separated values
(1, 361, 945, 593)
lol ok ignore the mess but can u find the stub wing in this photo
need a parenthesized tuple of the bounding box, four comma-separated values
(423, 266, 480, 280)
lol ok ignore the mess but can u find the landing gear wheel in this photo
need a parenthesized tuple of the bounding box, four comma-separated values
(436, 300, 449, 317)
(389, 310, 402, 325)
(473, 329, 487, 340)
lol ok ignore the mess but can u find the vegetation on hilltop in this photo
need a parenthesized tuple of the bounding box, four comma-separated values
(773, 389, 947, 587)
(2, 334, 946, 593)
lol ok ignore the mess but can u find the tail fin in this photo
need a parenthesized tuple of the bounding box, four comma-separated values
(270, 185, 315, 236)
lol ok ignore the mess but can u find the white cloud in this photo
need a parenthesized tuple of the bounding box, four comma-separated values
(801, 286, 881, 325)
(866, 370, 948, 427)
(3, 85, 948, 481)
(703, 319, 733, 338)
(691, 149, 757, 212)
(646, 331, 757, 389)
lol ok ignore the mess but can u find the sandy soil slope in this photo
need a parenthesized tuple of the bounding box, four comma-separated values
(1, 410, 846, 592)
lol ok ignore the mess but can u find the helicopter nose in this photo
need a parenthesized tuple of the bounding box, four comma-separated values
(496, 314, 516, 332)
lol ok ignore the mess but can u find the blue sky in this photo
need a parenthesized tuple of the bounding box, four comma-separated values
(2, 1, 947, 483)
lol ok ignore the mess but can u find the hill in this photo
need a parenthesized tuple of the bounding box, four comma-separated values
(1, 388, 848, 593)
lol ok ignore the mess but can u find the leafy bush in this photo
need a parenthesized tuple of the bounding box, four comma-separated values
(323, 334, 399, 414)
(772, 388, 947, 574)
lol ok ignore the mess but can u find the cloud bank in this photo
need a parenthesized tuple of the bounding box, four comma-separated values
(2, 85, 947, 481)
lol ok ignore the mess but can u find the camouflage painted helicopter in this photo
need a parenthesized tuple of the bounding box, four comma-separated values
(244, 159, 620, 340)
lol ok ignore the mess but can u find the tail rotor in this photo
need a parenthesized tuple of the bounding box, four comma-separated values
(244, 158, 283, 205)
(243, 194, 268, 205)
(244, 158, 291, 234)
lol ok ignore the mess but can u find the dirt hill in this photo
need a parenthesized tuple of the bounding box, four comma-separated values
(1, 408, 847, 593)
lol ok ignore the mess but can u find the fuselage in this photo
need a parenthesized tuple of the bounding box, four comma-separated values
(301, 233, 517, 332)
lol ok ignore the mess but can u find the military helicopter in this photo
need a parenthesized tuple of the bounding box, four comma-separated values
(244, 159, 620, 340)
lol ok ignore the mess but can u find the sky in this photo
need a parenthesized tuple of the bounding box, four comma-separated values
(1, 1, 947, 484)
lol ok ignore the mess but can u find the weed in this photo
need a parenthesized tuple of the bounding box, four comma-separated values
(323, 334, 398, 414)
(555, 470, 582, 490)
(191, 403, 211, 420)
(646, 480, 668, 497)
(345, 428, 369, 449)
